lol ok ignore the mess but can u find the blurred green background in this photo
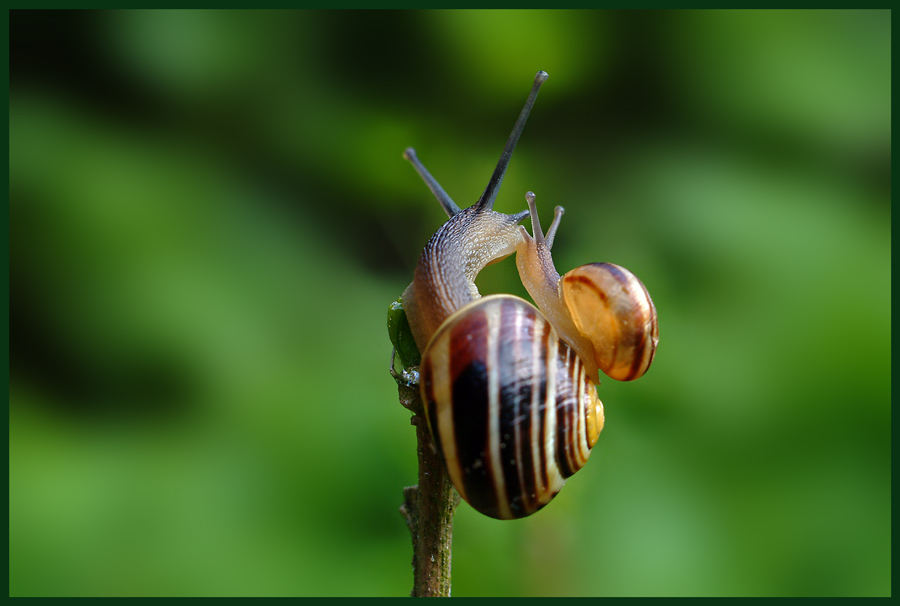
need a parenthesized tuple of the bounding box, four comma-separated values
(9, 9, 890, 597)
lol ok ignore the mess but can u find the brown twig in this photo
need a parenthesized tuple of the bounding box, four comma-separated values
(395, 368, 460, 597)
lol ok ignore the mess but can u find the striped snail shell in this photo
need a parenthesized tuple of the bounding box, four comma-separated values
(400, 71, 656, 519)
(419, 294, 603, 519)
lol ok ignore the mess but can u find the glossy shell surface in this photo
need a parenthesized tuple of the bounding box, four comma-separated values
(563, 263, 659, 382)
(420, 295, 604, 519)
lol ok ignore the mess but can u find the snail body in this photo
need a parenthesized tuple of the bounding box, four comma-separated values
(402, 203, 527, 352)
(401, 71, 657, 519)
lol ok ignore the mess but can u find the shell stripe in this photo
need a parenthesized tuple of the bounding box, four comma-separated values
(554, 345, 574, 478)
(530, 319, 549, 511)
(500, 305, 531, 517)
(507, 309, 528, 516)
(422, 333, 467, 503)
(486, 305, 513, 520)
(630, 274, 659, 380)
(575, 359, 591, 464)
(566, 348, 586, 471)
(543, 330, 564, 501)
(602, 262, 657, 382)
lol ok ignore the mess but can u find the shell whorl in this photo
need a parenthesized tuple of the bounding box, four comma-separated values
(562, 262, 659, 382)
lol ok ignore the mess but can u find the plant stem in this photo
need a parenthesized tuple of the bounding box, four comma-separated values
(396, 372, 460, 597)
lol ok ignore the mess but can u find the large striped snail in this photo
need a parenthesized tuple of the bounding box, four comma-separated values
(399, 71, 658, 520)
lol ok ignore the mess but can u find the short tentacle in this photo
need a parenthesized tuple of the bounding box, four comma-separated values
(545, 206, 565, 250)
(523, 192, 565, 250)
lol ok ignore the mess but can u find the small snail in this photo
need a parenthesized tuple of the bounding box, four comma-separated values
(400, 71, 658, 519)
(516, 192, 658, 383)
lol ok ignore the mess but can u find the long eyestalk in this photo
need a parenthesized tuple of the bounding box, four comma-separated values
(476, 70, 549, 212)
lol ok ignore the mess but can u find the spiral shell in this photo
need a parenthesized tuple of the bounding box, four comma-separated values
(420, 295, 604, 520)
(562, 262, 659, 382)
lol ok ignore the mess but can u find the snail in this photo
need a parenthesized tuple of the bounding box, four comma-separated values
(400, 71, 658, 519)
(516, 192, 658, 383)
